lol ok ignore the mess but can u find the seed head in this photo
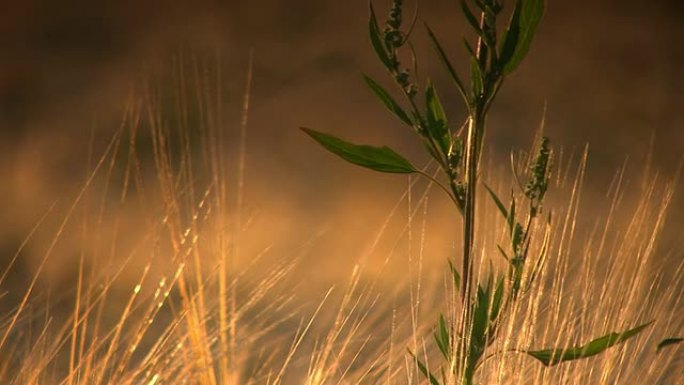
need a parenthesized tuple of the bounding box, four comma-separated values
(524, 136, 551, 202)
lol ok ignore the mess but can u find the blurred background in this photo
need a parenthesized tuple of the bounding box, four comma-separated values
(0, 0, 682, 303)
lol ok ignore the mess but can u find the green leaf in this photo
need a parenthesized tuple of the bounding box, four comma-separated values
(470, 57, 484, 98)
(301, 128, 417, 173)
(369, 2, 394, 70)
(511, 223, 524, 254)
(448, 260, 461, 290)
(460, 0, 483, 35)
(490, 275, 505, 322)
(526, 321, 653, 366)
(434, 314, 451, 359)
(500, 0, 545, 74)
(496, 244, 510, 262)
(425, 82, 450, 153)
(510, 256, 523, 297)
(484, 184, 518, 238)
(507, 197, 517, 236)
(498, 0, 522, 70)
(464, 39, 477, 59)
(363, 75, 413, 126)
(425, 83, 448, 130)
(484, 184, 508, 219)
(657, 337, 684, 352)
(473, 279, 492, 345)
(465, 279, 492, 378)
(408, 349, 441, 385)
(424, 23, 469, 105)
(472, 0, 486, 11)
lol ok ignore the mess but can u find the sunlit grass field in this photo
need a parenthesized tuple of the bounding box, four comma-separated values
(0, 56, 682, 384)
(1, 0, 684, 379)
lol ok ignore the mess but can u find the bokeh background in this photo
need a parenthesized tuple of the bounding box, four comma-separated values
(1, 0, 683, 305)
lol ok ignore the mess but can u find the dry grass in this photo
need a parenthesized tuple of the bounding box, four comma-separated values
(0, 56, 682, 384)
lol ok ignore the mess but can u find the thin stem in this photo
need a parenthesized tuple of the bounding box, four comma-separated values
(416, 169, 462, 210)
(461, 114, 481, 300)
(458, 8, 491, 385)
(475, 348, 527, 371)
(461, 5, 491, 302)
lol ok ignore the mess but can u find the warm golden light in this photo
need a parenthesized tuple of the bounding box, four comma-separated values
(0, 0, 682, 383)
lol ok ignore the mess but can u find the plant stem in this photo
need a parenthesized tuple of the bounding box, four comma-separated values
(461, 114, 480, 301)
(461, 8, 489, 301)
(416, 169, 462, 209)
(458, 9, 489, 385)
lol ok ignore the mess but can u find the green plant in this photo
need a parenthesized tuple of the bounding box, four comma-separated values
(301, 0, 681, 384)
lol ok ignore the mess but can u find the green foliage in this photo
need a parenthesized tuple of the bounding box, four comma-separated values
(524, 136, 551, 204)
(425, 82, 451, 153)
(369, 3, 395, 71)
(425, 24, 468, 104)
(500, 0, 546, 73)
(463, 274, 503, 379)
(408, 349, 442, 385)
(526, 322, 654, 366)
(303, 0, 680, 383)
(364, 75, 414, 126)
(301, 127, 417, 174)
(657, 337, 684, 352)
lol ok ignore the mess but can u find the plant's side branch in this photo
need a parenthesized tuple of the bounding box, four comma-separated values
(416, 169, 461, 209)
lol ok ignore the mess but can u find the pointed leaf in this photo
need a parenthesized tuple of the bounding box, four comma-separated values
(499, 0, 522, 69)
(508, 196, 517, 236)
(364, 75, 413, 126)
(657, 337, 684, 352)
(425, 82, 448, 130)
(434, 314, 451, 359)
(301, 128, 417, 173)
(369, 2, 394, 70)
(407, 350, 441, 385)
(500, 0, 545, 73)
(472, 0, 486, 11)
(484, 184, 517, 236)
(425, 23, 469, 105)
(460, 0, 483, 35)
(464, 39, 477, 59)
(490, 275, 505, 322)
(472, 280, 492, 346)
(512, 223, 524, 254)
(526, 321, 653, 366)
(448, 260, 461, 290)
(496, 244, 510, 262)
(465, 279, 493, 375)
(425, 82, 450, 152)
(470, 57, 483, 98)
(484, 184, 509, 219)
